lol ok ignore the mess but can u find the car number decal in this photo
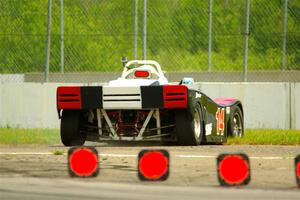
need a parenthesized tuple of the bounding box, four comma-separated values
(216, 108, 225, 135)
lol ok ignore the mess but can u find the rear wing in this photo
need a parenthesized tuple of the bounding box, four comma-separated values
(57, 85, 188, 116)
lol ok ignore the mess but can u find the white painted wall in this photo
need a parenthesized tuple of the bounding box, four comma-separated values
(294, 83, 300, 129)
(0, 83, 299, 129)
(0, 83, 81, 128)
(198, 83, 291, 129)
(0, 74, 24, 83)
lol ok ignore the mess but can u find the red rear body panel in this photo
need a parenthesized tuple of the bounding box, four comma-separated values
(163, 85, 187, 108)
(57, 86, 82, 109)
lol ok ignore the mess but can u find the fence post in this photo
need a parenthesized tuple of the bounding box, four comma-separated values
(60, 0, 64, 73)
(208, 0, 213, 72)
(242, 0, 250, 82)
(281, 0, 288, 71)
(142, 0, 147, 60)
(134, 0, 138, 60)
(44, 0, 52, 82)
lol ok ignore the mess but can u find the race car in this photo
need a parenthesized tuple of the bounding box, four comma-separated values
(56, 59, 244, 146)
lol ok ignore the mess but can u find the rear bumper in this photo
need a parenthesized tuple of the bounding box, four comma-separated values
(57, 85, 188, 111)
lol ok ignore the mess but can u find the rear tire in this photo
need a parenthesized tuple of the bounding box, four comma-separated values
(228, 106, 244, 137)
(61, 110, 86, 146)
(175, 104, 205, 145)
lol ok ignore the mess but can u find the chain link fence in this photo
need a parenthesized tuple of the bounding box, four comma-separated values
(0, 0, 299, 82)
(0, 0, 48, 78)
(51, 0, 135, 73)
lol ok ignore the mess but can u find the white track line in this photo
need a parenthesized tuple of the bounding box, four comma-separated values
(100, 153, 136, 157)
(177, 155, 215, 158)
(249, 156, 294, 160)
(177, 155, 295, 160)
(0, 152, 294, 159)
(0, 152, 52, 155)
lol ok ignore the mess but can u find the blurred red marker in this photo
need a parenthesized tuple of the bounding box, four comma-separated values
(138, 149, 169, 181)
(217, 154, 250, 186)
(68, 147, 99, 177)
(295, 155, 300, 187)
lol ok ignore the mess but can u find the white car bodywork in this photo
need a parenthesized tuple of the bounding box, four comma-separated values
(108, 60, 169, 87)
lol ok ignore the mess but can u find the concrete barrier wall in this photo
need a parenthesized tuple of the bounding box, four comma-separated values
(0, 83, 59, 128)
(198, 83, 291, 129)
(294, 83, 300, 129)
(0, 83, 81, 128)
(0, 74, 24, 83)
(0, 82, 299, 129)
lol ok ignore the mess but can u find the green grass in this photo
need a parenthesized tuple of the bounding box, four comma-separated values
(0, 128, 299, 145)
(227, 129, 300, 145)
(0, 128, 60, 145)
(51, 149, 65, 155)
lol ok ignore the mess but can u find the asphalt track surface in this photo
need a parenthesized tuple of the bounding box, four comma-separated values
(0, 143, 300, 200)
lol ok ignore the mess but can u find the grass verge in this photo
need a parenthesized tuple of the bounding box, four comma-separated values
(227, 129, 300, 145)
(0, 128, 60, 145)
(0, 128, 299, 145)
(51, 149, 65, 155)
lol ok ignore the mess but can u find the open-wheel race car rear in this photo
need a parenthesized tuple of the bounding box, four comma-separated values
(57, 59, 244, 146)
